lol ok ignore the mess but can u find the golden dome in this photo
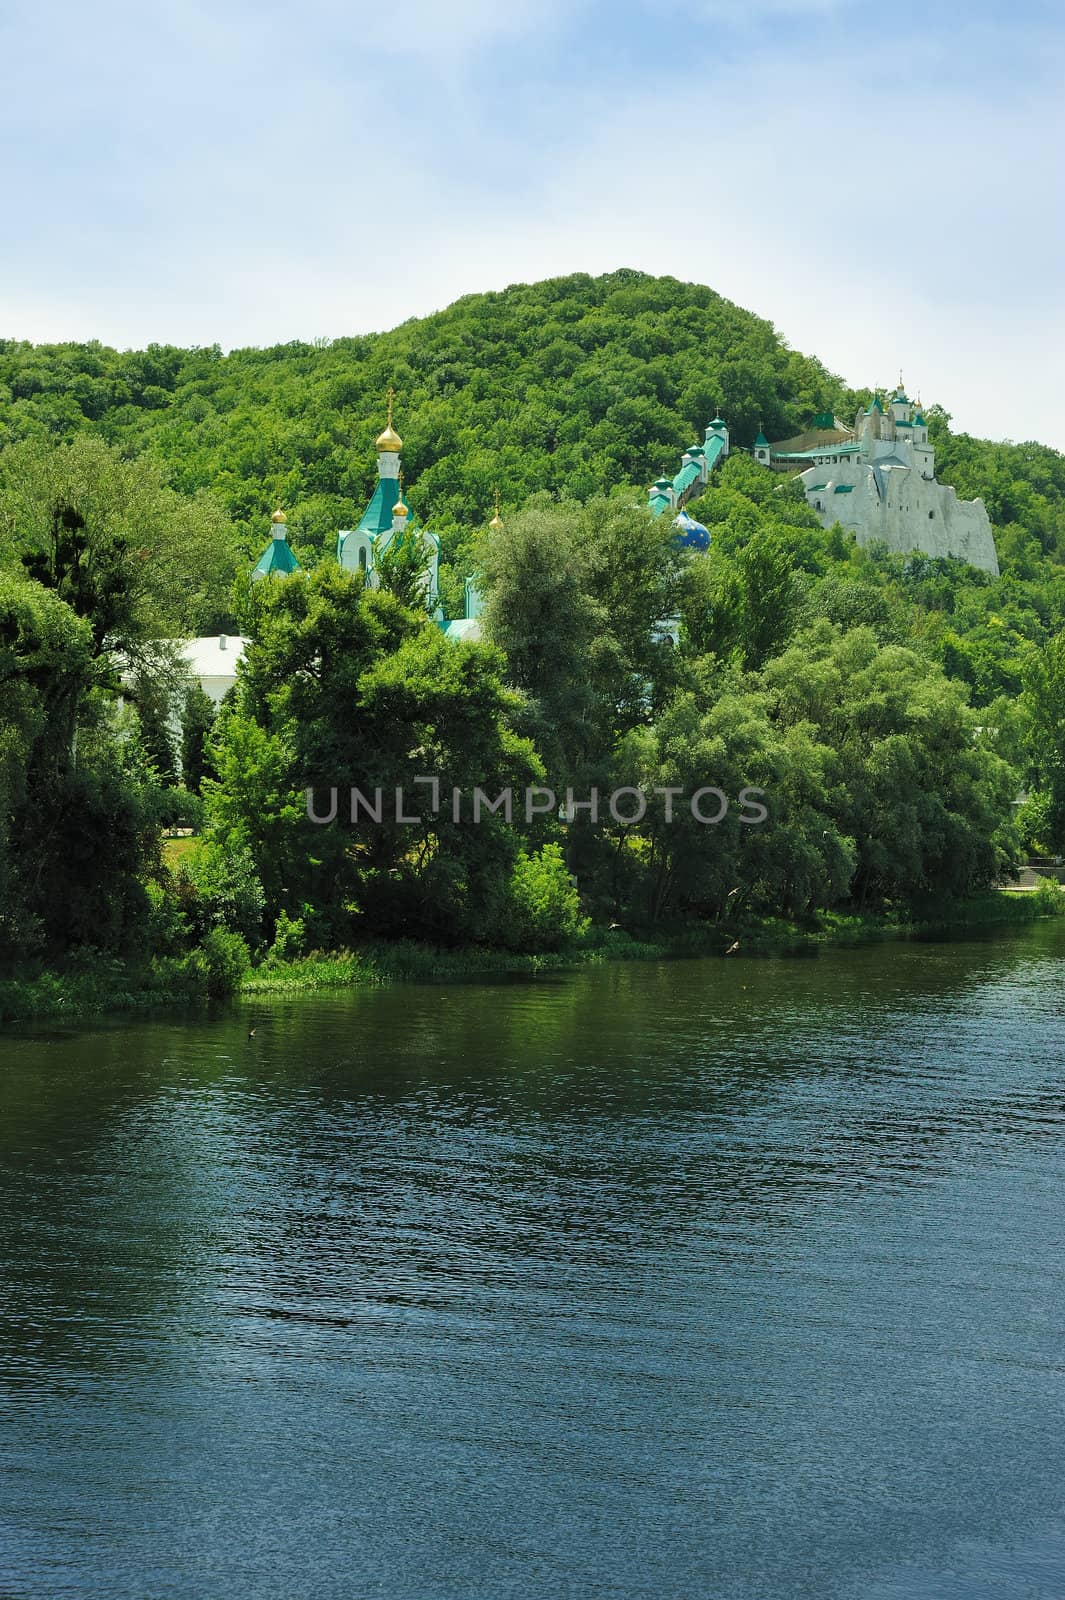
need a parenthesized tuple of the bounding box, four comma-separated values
(393, 496, 409, 519)
(376, 387, 403, 454)
(488, 488, 504, 531)
(271, 506, 287, 525)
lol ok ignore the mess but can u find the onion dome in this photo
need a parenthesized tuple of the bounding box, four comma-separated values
(376, 388, 403, 454)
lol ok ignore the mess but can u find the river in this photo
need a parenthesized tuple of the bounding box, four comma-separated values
(2, 925, 1065, 1598)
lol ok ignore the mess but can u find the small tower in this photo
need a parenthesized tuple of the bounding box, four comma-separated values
(647, 476, 674, 518)
(911, 395, 934, 476)
(860, 394, 884, 455)
(251, 504, 301, 582)
(754, 427, 771, 467)
(891, 371, 912, 427)
(375, 386, 403, 482)
(337, 389, 404, 578)
(391, 470, 409, 534)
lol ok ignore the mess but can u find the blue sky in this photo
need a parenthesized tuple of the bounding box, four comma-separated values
(1, 0, 1062, 446)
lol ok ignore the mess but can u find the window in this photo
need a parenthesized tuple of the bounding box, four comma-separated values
(358, 546, 368, 571)
(929, 510, 935, 520)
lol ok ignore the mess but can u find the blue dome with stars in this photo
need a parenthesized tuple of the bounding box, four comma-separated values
(673, 510, 711, 552)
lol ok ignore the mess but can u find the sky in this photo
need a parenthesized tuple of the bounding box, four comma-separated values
(1, 0, 1063, 446)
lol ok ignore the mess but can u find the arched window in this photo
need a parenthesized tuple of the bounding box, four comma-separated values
(358, 546, 368, 572)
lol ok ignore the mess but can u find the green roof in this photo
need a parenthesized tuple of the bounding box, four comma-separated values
(704, 433, 728, 468)
(833, 484, 854, 494)
(357, 475, 400, 537)
(895, 420, 913, 429)
(913, 411, 926, 425)
(773, 443, 860, 461)
(755, 431, 769, 447)
(709, 417, 726, 429)
(673, 461, 702, 495)
(648, 490, 672, 519)
(866, 397, 884, 415)
(809, 482, 828, 491)
(252, 535, 301, 580)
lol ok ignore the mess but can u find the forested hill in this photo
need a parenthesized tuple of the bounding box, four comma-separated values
(2, 268, 1064, 579)
(0, 270, 867, 555)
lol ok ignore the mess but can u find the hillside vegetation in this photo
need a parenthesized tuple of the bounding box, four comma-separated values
(2, 269, 1065, 1015)
(0, 269, 1050, 536)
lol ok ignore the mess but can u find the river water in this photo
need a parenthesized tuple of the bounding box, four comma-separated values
(2, 926, 1065, 1599)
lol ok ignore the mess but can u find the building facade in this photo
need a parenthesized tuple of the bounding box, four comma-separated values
(767, 386, 999, 575)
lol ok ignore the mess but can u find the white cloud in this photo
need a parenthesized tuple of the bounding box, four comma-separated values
(0, 1, 1062, 450)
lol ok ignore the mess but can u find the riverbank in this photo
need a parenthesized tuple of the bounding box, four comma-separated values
(2, 881, 1063, 1027)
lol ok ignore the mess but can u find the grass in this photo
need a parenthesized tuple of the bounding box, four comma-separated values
(161, 835, 199, 868)
(0, 952, 206, 1024)
(3, 885, 1063, 1025)
(240, 885, 1065, 998)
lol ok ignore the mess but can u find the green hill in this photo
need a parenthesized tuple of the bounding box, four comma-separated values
(0, 270, 873, 550)
(2, 265, 1064, 593)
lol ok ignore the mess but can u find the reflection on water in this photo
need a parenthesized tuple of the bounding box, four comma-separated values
(2, 925, 1065, 1599)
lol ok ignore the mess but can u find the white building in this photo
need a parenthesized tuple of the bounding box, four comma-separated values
(769, 386, 999, 575)
(177, 634, 247, 706)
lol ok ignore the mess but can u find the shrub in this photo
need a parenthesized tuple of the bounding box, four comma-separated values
(177, 840, 266, 948)
(193, 927, 251, 997)
(266, 910, 307, 965)
(143, 878, 190, 956)
(501, 843, 589, 952)
(1016, 790, 1053, 856)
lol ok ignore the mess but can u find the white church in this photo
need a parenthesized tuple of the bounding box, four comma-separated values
(755, 383, 1000, 575)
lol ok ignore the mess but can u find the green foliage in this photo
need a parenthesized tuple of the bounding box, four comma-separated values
(0, 273, 851, 571)
(156, 785, 205, 833)
(475, 495, 684, 786)
(192, 927, 251, 997)
(501, 843, 589, 951)
(0, 433, 239, 658)
(176, 839, 267, 948)
(180, 682, 217, 794)
(206, 565, 542, 946)
(1022, 632, 1065, 848)
(266, 910, 307, 964)
(1015, 789, 1053, 854)
(373, 526, 435, 610)
(4, 271, 1065, 994)
(0, 572, 164, 960)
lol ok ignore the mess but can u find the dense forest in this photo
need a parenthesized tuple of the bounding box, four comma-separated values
(1, 269, 1064, 1011)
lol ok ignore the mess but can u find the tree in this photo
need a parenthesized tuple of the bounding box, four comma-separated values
(1023, 631, 1065, 849)
(373, 526, 435, 611)
(206, 565, 541, 945)
(0, 433, 239, 669)
(761, 624, 1020, 908)
(180, 682, 217, 795)
(0, 570, 161, 957)
(475, 495, 684, 792)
